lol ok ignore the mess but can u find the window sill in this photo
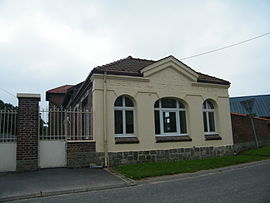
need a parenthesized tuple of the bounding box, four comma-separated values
(205, 134, 222, 141)
(67, 140, 95, 143)
(156, 135, 192, 143)
(115, 137, 139, 144)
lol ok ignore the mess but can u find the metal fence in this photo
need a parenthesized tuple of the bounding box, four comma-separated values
(0, 108, 17, 142)
(39, 107, 92, 141)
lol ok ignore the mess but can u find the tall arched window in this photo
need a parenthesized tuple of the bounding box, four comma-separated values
(114, 95, 135, 137)
(154, 98, 187, 136)
(203, 100, 216, 134)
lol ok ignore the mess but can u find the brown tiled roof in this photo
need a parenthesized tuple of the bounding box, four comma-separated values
(96, 56, 155, 72)
(92, 56, 230, 85)
(197, 72, 230, 85)
(46, 85, 73, 94)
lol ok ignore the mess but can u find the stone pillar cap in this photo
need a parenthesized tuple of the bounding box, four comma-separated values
(17, 93, 41, 99)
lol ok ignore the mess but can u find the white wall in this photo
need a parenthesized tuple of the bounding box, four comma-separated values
(39, 140, 66, 168)
(0, 143, 16, 172)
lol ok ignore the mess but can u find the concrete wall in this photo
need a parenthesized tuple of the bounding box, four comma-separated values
(0, 143, 16, 172)
(92, 59, 233, 153)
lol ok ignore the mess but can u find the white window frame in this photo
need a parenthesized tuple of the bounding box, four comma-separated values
(203, 100, 217, 135)
(114, 96, 136, 138)
(154, 99, 188, 137)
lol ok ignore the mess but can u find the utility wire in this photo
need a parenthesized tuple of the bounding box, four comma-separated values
(0, 87, 17, 98)
(180, 32, 270, 60)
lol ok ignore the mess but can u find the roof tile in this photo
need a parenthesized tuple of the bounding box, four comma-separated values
(47, 85, 73, 94)
(93, 56, 229, 85)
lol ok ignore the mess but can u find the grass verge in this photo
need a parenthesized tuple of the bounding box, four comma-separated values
(113, 145, 270, 180)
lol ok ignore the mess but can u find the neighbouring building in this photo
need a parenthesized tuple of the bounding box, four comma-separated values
(230, 94, 270, 119)
(230, 94, 270, 152)
(46, 55, 234, 167)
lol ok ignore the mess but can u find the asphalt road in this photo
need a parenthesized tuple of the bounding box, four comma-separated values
(14, 160, 270, 203)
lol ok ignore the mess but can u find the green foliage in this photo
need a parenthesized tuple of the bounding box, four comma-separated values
(240, 145, 270, 157)
(113, 146, 270, 180)
(0, 99, 16, 110)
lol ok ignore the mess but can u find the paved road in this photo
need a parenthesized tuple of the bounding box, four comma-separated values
(14, 160, 270, 203)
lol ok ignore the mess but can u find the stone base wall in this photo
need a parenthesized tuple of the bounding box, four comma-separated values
(16, 160, 38, 172)
(108, 145, 234, 166)
(67, 141, 105, 168)
(67, 143, 234, 168)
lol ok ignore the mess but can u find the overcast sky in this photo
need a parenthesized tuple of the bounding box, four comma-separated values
(0, 0, 270, 107)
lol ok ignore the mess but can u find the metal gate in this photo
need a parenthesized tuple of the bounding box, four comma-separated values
(39, 107, 92, 168)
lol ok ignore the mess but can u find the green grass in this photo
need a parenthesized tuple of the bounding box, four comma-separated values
(113, 145, 270, 180)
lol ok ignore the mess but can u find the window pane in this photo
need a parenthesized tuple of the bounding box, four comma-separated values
(161, 98, 176, 108)
(125, 97, 134, 107)
(209, 112, 215, 132)
(163, 112, 177, 133)
(203, 101, 207, 109)
(207, 101, 214, 109)
(154, 100, 159, 108)
(178, 101, 185, 109)
(114, 110, 123, 134)
(203, 112, 208, 132)
(179, 111, 187, 134)
(154, 110, 160, 134)
(126, 111, 134, 133)
(115, 97, 123, 106)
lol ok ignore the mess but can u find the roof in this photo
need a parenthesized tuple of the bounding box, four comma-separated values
(46, 85, 73, 94)
(91, 56, 230, 85)
(47, 55, 230, 107)
(61, 82, 84, 107)
(230, 94, 270, 118)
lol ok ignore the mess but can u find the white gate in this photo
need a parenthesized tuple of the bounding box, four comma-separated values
(39, 140, 66, 168)
(39, 108, 92, 168)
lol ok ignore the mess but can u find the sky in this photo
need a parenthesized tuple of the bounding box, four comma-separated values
(0, 0, 270, 107)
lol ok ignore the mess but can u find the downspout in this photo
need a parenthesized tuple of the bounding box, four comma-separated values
(103, 70, 109, 167)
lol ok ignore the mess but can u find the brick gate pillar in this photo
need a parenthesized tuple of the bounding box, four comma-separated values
(16, 93, 40, 172)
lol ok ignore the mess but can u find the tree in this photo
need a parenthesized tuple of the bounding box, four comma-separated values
(0, 99, 17, 139)
(0, 99, 17, 110)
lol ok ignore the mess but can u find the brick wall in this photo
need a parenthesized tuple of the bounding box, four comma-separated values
(16, 94, 40, 171)
(66, 141, 104, 167)
(231, 113, 270, 153)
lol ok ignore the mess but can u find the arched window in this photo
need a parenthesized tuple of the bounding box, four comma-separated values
(154, 98, 187, 136)
(203, 100, 216, 134)
(114, 96, 135, 137)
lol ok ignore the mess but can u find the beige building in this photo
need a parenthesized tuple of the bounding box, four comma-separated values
(47, 55, 234, 167)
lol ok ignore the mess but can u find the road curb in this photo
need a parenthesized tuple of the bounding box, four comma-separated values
(105, 168, 137, 186)
(0, 182, 132, 202)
